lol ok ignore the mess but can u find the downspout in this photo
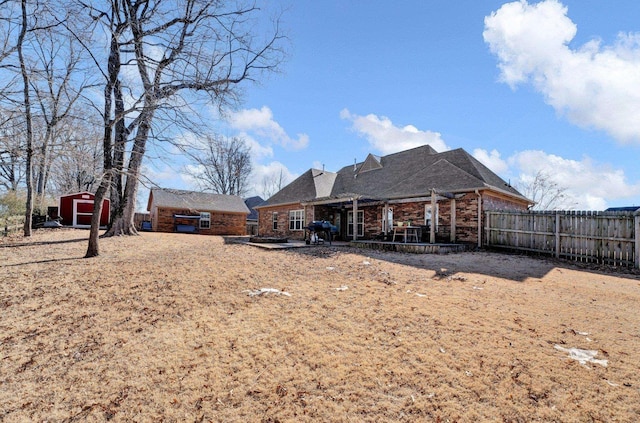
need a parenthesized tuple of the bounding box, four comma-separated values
(475, 189, 482, 248)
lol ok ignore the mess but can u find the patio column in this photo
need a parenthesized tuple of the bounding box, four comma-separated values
(352, 198, 358, 241)
(476, 190, 482, 248)
(450, 198, 456, 243)
(383, 202, 389, 235)
(430, 189, 436, 244)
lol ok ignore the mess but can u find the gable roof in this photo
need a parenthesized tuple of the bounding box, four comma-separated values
(262, 168, 339, 206)
(259, 145, 529, 207)
(147, 188, 250, 214)
(357, 153, 383, 174)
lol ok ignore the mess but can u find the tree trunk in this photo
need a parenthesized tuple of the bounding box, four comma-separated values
(86, 22, 120, 257)
(18, 0, 33, 237)
(104, 111, 152, 237)
(109, 79, 127, 230)
(85, 173, 111, 257)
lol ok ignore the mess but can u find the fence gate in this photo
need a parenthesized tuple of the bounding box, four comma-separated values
(485, 210, 640, 268)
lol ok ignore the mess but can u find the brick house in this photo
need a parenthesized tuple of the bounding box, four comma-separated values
(255, 145, 531, 246)
(147, 188, 249, 235)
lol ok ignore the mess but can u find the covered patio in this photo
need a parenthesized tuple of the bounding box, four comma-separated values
(302, 188, 460, 245)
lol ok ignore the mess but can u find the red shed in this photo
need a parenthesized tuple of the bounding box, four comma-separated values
(58, 192, 110, 228)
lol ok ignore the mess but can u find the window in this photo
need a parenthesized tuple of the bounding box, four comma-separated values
(424, 204, 439, 232)
(382, 207, 393, 232)
(272, 212, 278, 230)
(347, 210, 364, 237)
(200, 212, 211, 229)
(289, 210, 305, 231)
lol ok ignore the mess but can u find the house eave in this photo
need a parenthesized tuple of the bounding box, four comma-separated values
(154, 205, 249, 215)
(301, 195, 370, 207)
(254, 200, 306, 209)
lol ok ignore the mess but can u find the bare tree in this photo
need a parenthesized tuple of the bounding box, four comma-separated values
(517, 170, 572, 210)
(84, 0, 127, 257)
(15, 0, 36, 236)
(185, 134, 252, 196)
(1, 0, 88, 233)
(0, 108, 25, 191)
(82, 0, 285, 257)
(47, 119, 102, 195)
(30, 28, 96, 209)
(260, 167, 285, 199)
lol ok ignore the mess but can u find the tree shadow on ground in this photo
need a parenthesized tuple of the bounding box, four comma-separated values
(2, 257, 84, 267)
(0, 236, 87, 249)
(288, 245, 640, 283)
(1, 236, 88, 267)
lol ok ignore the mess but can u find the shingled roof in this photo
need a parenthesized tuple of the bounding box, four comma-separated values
(147, 188, 250, 214)
(244, 196, 265, 220)
(259, 145, 528, 207)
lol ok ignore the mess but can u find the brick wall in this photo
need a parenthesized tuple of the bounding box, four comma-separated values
(154, 207, 247, 235)
(257, 203, 307, 240)
(453, 192, 529, 245)
(483, 193, 529, 212)
(257, 190, 528, 244)
(455, 193, 480, 244)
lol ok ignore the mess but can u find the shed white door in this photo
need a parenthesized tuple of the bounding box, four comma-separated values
(73, 199, 94, 227)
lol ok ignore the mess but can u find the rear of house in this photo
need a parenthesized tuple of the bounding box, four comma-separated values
(256, 145, 531, 246)
(147, 188, 249, 235)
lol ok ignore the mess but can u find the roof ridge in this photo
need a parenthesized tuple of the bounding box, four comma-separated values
(379, 158, 485, 197)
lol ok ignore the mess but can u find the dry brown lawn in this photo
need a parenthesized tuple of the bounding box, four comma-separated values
(1, 229, 640, 422)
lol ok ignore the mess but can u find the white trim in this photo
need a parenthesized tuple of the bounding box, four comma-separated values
(424, 203, 439, 233)
(199, 212, 211, 229)
(347, 209, 364, 238)
(288, 209, 305, 231)
(72, 199, 94, 228)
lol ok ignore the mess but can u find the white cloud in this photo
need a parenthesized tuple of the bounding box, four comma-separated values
(504, 149, 639, 209)
(250, 161, 297, 199)
(473, 148, 509, 174)
(229, 106, 309, 150)
(340, 108, 449, 154)
(484, 0, 640, 143)
(142, 163, 196, 190)
(239, 133, 274, 162)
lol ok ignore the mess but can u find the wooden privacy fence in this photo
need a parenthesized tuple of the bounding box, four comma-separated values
(485, 210, 640, 268)
(3, 215, 25, 237)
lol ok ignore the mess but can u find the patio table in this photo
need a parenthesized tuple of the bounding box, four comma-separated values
(392, 225, 420, 243)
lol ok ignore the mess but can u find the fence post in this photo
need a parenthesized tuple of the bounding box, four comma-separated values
(485, 211, 490, 248)
(555, 212, 560, 258)
(635, 212, 639, 269)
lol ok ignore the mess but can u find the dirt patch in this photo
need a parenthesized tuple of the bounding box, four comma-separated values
(1, 229, 639, 421)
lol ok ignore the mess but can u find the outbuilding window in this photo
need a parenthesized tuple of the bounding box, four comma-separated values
(200, 212, 211, 229)
(289, 210, 305, 231)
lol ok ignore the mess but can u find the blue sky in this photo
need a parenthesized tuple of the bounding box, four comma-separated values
(145, 0, 640, 210)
